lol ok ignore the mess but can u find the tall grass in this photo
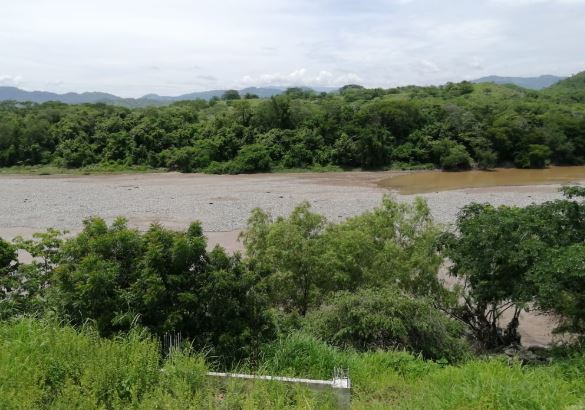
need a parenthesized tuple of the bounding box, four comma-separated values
(0, 319, 335, 409)
(2, 320, 584, 409)
(259, 332, 585, 409)
(0, 318, 164, 408)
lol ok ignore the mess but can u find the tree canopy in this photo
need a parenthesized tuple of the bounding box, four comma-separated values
(2, 76, 585, 173)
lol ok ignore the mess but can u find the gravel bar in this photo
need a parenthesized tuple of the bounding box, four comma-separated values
(0, 172, 575, 238)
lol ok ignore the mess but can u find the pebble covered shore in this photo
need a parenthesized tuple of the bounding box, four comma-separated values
(0, 172, 570, 238)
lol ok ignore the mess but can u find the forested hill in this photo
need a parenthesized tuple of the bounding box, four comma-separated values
(472, 75, 564, 90)
(546, 71, 585, 91)
(0, 86, 324, 107)
(543, 71, 585, 102)
(1, 74, 585, 173)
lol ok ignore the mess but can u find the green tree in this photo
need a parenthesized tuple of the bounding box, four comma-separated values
(441, 204, 539, 348)
(222, 90, 241, 100)
(515, 144, 552, 169)
(319, 197, 444, 297)
(52, 218, 274, 360)
(241, 202, 327, 315)
(531, 244, 585, 335)
(1, 229, 65, 318)
(0, 238, 18, 318)
(431, 139, 472, 170)
(230, 143, 272, 173)
(441, 189, 585, 348)
(242, 197, 445, 315)
(0, 238, 15, 275)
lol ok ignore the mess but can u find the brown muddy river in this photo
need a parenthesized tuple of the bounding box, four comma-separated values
(378, 166, 585, 194)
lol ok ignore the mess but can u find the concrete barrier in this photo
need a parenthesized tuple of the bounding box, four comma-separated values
(207, 368, 351, 409)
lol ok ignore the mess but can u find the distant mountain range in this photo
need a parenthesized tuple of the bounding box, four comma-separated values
(471, 75, 565, 90)
(0, 86, 333, 108)
(0, 75, 572, 106)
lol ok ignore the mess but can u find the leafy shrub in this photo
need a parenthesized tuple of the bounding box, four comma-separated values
(204, 144, 272, 174)
(231, 143, 272, 173)
(50, 218, 274, 362)
(515, 144, 552, 168)
(303, 287, 469, 362)
(0, 237, 15, 274)
(440, 144, 472, 170)
(160, 145, 213, 172)
(242, 197, 445, 316)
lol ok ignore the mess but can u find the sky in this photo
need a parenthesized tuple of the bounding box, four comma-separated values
(1, 0, 584, 97)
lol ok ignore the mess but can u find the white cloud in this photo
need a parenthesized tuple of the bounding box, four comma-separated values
(0, 75, 23, 86)
(0, 0, 583, 96)
(241, 69, 363, 87)
(416, 60, 441, 74)
(490, 0, 584, 4)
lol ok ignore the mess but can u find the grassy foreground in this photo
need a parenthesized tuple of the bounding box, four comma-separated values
(1, 319, 584, 409)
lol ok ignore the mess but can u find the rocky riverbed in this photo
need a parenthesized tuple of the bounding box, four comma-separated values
(1, 171, 581, 347)
(0, 171, 570, 239)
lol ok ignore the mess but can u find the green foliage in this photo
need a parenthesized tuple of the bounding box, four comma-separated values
(442, 203, 544, 348)
(4, 189, 585, 408)
(260, 332, 350, 379)
(43, 218, 274, 361)
(474, 147, 498, 169)
(561, 185, 585, 198)
(222, 89, 241, 100)
(0, 318, 337, 409)
(230, 143, 272, 173)
(0, 238, 18, 318)
(242, 202, 327, 315)
(318, 197, 444, 296)
(398, 357, 585, 410)
(515, 144, 552, 168)
(303, 287, 468, 362)
(2, 78, 585, 173)
(531, 244, 585, 335)
(1, 229, 65, 319)
(544, 71, 585, 102)
(431, 139, 472, 170)
(160, 140, 216, 172)
(442, 187, 585, 347)
(0, 318, 167, 408)
(242, 197, 444, 316)
(0, 237, 16, 274)
(259, 331, 585, 409)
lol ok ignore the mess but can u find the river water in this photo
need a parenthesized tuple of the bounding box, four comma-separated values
(379, 166, 585, 194)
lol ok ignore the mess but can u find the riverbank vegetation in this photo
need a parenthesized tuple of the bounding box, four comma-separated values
(1, 72, 585, 174)
(1, 189, 585, 408)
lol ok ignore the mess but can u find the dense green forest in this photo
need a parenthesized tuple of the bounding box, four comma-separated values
(1, 71, 585, 174)
(2, 189, 585, 408)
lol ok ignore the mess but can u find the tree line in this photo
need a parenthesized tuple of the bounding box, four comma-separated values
(1, 77, 585, 173)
